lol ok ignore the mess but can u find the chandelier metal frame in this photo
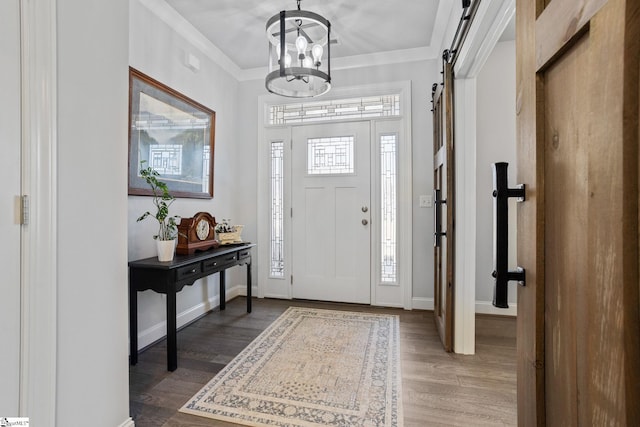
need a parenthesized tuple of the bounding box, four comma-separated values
(265, 1, 332, 98)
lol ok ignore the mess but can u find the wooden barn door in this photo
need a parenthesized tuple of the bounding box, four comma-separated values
(432, 62, 455, 351)
(516, 0, 639, 424)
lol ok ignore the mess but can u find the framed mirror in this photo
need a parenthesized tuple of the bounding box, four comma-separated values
(128, 67, 215, 199)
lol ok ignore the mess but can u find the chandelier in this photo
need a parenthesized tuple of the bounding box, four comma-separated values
(265, 0, 332, 98)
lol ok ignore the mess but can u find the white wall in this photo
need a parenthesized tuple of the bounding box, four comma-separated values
(128, 0, 243, 349)
(56, 0, 131, 425)
(475, 40, 518, 310)
(236, 60, 439, 304)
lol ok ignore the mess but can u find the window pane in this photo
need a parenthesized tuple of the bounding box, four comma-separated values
(269, 94, 400, 125)
(307, 136, 354, 175)
(270, 141, 284, 277)
(380, 134, 397, 282)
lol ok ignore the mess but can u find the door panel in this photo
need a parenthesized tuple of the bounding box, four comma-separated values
(0, 0, 22, 415)
(432, 63, 454, 351)
(292, 122, 371, 304)
(517, 0, 640, 424)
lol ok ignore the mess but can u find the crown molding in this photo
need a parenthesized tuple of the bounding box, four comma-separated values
(137, 0, 242, 77)
(139, 0, 453, 82)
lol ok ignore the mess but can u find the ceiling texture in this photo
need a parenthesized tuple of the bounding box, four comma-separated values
(152, 0, 453, 78)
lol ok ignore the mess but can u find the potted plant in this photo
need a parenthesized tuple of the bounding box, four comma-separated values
(136, 161, 180, 261)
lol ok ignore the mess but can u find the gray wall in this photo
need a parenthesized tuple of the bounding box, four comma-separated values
(57, 0, 130, 424)
(475, 40, 517, 307)
(128, 0, 242, 347)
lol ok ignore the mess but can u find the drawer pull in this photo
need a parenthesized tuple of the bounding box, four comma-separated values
(190, 269, 197, 273)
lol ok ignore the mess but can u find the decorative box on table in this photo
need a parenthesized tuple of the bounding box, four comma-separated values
(215, 220, 243, 245)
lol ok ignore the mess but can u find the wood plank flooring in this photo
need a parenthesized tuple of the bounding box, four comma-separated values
(129, 297, 516, 426)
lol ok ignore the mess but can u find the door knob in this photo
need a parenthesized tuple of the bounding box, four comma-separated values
(361, 206, 368, 212)
(362, 219, 368, 225)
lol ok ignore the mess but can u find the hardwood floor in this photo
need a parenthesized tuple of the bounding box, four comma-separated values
(129, 297, 516, 426)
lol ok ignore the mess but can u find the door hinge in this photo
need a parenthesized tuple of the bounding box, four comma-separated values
(290, 275, 293, 285)
(21, 195, 29, 226)
(291, 207, 293, 218)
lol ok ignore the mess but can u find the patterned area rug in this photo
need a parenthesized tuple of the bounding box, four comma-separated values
(180, 307, 403, 426)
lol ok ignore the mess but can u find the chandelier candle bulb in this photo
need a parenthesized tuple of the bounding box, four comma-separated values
(312, 43, 323, 65)
(295, 35, 307, 59)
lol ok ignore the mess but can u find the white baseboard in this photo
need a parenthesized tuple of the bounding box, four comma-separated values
(412, 297, 434, 310)
(136, 292, 515, 350)
(136, 283, 251, 350)
(475, 300, 517, 316)
(230, 284, 258, 298)
(117, 417, 135, 427)
(137, 295, 218, 349)
(411, 297, 516, 316)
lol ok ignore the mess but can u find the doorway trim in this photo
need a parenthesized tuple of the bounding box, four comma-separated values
(448, 0, 516, 354)
(257, 81, 413, 309)
(20, 0, 58, 421)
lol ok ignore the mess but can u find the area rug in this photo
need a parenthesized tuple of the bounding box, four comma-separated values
(180, 307, 403, 426)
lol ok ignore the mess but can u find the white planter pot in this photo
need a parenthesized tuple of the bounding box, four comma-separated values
(156, 239, 176, 262)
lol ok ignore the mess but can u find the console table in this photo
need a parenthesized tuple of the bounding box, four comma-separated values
(129, 243, 255, 371)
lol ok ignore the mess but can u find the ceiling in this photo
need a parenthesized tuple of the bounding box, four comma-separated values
(163, 0, 449, 72)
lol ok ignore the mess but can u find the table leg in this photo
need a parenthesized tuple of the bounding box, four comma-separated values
(129, 280, 138, 366)
(167, 287, 177, 371)
(220, 270, 226, 310)
(247, 260, 252, 313)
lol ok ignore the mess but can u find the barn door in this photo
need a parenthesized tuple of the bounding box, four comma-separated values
(516, 0, 639, 424)
(432, 62, 455, 351)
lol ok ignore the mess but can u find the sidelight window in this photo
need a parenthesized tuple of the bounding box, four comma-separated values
(270, 141, 284, 277)
(380, 133, 397, 283)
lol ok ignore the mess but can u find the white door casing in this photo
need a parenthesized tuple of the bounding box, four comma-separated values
(0, 0, 22, 414)
(20, 0, 58, 422)
(291, 122, 371, 304)
(257, 82, 413, 309)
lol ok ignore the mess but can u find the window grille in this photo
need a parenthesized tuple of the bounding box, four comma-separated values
(269, 94, 400, 125)
(307, 136, 354, 175)
(380, 134, 397, 282)
(270, 141, 285, 277)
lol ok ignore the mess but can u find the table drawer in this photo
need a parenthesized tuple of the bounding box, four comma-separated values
(203, 253, 237, 272)
(176, 263, 202, 281)
(238, 249, 251, 260)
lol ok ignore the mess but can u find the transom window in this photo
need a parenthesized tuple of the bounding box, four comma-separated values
(268, 94, 400, 125)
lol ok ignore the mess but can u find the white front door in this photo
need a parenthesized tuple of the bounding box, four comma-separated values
(0, 0, 22, 415)
(291, 122, 371, 304)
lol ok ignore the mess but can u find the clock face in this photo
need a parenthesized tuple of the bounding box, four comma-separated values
(196, 219, 210, 241)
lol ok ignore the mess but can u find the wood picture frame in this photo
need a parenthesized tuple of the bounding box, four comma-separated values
(128, 67, 215, 199)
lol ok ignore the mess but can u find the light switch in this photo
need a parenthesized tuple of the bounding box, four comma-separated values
(419, 195, 433, 208)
